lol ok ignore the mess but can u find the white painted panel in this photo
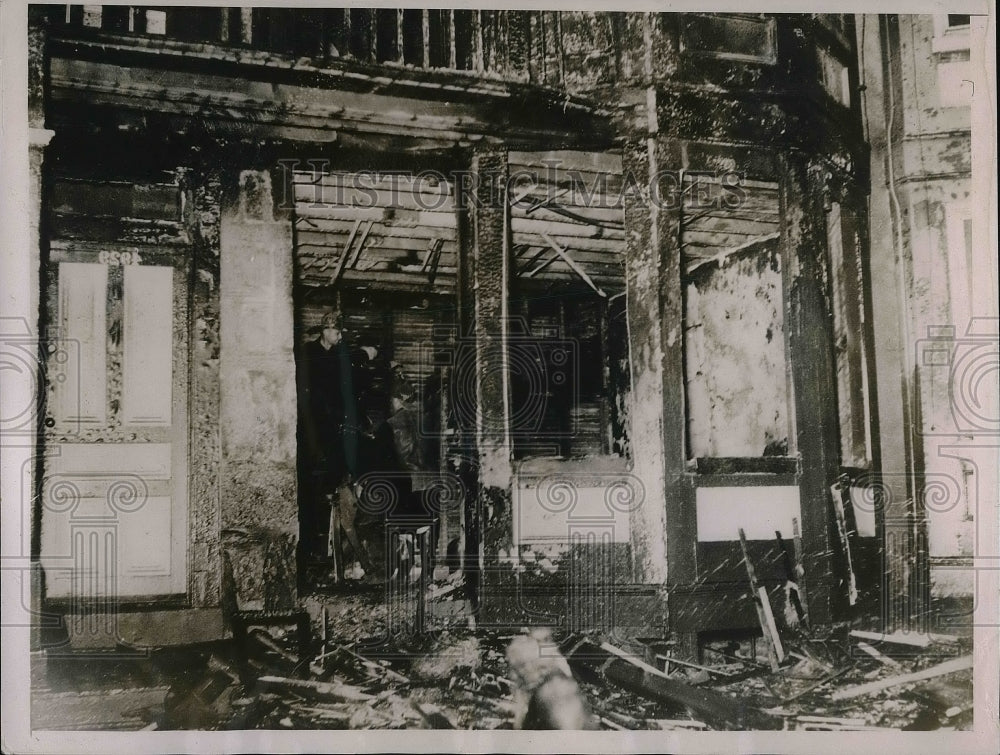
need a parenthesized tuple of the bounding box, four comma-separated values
(57, 262, 107, 425)
(119, 496, 172, 576)
(50, 443, 171, 479)
(849, 486, 877, 538)
(123, 265, 173, 425)
(514, 481, 631, 543)
(40, 497, 110, 598)
(696, 486, 801, 542)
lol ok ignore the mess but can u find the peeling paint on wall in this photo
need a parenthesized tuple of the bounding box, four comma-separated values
(684, 242, 788, 458)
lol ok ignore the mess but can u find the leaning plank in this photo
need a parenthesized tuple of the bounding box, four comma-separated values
(855, 642, 903, 669)
(849, 630, 931, 648)
(328, 219, 361, 286)
(830, 655, 973, 701)
(564, 640, 781, 730)
(540, 232, 608, 297)
(256, 675, 375, 703)
(738, 528, 784, 671)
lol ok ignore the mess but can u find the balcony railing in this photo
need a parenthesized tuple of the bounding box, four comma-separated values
(50, 6, 580, 86)
(47, 7, 857, 111)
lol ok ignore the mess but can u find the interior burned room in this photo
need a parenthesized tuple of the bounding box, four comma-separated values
(9, 4, 993, 739)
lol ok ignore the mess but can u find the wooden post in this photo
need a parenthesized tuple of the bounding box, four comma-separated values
(777, 155, 840, 625)
(620, 133, 684, 585)
(459, 148, 512, 615)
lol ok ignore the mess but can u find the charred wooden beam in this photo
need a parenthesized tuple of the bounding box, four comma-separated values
(564, 639, 782, 730)
(540, 232, 606, 297)
(831, 656, 973, 702)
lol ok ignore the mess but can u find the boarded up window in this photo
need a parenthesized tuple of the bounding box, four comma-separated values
(827, 202, 871, 467)
(684, 242, 789, 459)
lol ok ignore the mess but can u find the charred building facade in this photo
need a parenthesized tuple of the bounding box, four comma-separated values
(24, 8, 963, 655)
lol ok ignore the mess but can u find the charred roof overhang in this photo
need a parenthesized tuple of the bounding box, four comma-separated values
(45, 30, 616, 155)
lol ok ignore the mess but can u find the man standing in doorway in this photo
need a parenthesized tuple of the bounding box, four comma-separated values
(298, 310, 360, 569)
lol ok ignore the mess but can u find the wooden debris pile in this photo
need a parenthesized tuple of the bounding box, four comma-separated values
(152, 571, 972, 732)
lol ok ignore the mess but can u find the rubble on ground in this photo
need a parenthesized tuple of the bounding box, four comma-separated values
(32, 573, 973, 732)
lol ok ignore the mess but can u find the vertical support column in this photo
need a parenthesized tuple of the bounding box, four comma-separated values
(777, 155, 839, 626)
(219, 166, 298, 611)
(27, 6, 54, 652)
(464, 149, 512, 617)
(858, 15, 920, 633)
(620, 135, 678, 586)
(183, 166, 223, 609)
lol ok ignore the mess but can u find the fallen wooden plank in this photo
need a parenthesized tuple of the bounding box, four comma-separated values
(780, 665, 853, 704)
(849, 630, 931, 648)
(256, 675, 375, 703)
(855, 641, 903, 669)
(338, 645, 410, 684)
(564, 639, 781, 730)
(831, 655, 973, 701)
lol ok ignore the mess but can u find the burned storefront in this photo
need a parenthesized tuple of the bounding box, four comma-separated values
(16, 6, 982, 735)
